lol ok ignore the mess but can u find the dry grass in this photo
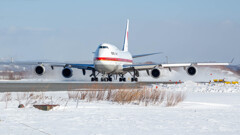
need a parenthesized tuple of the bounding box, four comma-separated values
(1, 92, 12, 108)
(166, 91, 185, 107)
(1, 92, 53, 108)
(67, 86, 186, 107)
(0, 85, 185, 108)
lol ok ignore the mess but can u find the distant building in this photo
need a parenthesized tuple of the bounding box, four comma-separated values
(0, 65, 29, 80)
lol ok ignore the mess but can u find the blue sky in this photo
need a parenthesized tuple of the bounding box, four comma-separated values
(0, 0, 240, 64)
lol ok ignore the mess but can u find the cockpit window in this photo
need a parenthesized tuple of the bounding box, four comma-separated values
(99, 46, 109, 49)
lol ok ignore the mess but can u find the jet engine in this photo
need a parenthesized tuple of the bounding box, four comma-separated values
(187, 66, 197, 76)
(151, 68, 161, 78)
(62, 67, 73, 78)
(35, 65, 45, 75)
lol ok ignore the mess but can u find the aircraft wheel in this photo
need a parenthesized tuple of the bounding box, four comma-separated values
(91, 78, 94, 82)
(131, 78, 138, 82)
(95, 78, 98, 82)
(123, 78, 126, 82)
(108, 78, 112, 82)
(119, 78, 122, 82)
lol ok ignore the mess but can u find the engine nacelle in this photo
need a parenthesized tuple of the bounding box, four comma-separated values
(62, 67, 73, 78)
(151, 68, 161, 78)
(35, 65, 45, 75)
(187, 66, 197, 76)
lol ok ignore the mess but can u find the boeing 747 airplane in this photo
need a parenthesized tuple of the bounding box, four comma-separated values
(6, 20, 230, 82)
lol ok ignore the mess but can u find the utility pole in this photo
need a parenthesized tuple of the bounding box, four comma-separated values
(11, 57, 14, 63)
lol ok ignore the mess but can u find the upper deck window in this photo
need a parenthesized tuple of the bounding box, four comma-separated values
(99, 46, 109, 49)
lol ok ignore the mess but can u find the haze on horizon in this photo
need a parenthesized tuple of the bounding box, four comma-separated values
(0, 0, 239, 64)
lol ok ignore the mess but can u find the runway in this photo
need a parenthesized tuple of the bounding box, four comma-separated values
(0, 81, 214, 92)
(0, 81, 180, 92)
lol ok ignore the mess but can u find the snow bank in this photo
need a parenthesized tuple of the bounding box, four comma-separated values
(150, 82, 240, 93)
(0, 83, 240, 134)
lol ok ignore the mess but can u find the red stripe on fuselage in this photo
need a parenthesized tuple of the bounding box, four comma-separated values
(95, 57, 132, 63)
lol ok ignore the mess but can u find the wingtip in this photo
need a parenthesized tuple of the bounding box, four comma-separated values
(230, 58, 234, 63)
(154, 52, 163, 55)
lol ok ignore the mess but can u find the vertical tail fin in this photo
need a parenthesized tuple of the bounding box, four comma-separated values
(122, 19, 129, 52)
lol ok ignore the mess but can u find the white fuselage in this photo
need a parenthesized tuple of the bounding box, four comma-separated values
(94, 43, 133, 74)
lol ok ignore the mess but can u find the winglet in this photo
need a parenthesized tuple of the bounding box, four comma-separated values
(122, 19, 129, 52)
(230, 58, 234, 63)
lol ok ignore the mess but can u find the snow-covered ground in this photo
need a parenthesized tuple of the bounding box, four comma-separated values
(0, 82, 240, 135)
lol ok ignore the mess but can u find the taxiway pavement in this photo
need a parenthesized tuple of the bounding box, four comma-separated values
(0, 82, 173, 92)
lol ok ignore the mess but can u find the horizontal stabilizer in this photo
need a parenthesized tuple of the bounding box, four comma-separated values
(132, 52, 161, 58)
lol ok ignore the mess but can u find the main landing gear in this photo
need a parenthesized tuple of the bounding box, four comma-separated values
(90, 70, 113, 82)
(100, 77, 112, 82)
(90, 69, 139, 82)
(119, 74, 126, 82)
(91, 77, 98, 82)
(100, 74, 113, 82)
(131, 78, 138, 82)
(118, 69, 139, 82)
(130, 69, 139, 82)
(118, 75, 137, 82)
(90, 69, 98, 82)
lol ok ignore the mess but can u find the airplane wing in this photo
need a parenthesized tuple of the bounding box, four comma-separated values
(0, 61, 94, 70)
(123, 64, 157, 71)
(123, 62, 229, 71)
(158, 58, 233, 68)
(0, 60, 231, 82)
(161, 62, 229, 67)
(51, 63, 94, 70)
(132, 52, 161, 58)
